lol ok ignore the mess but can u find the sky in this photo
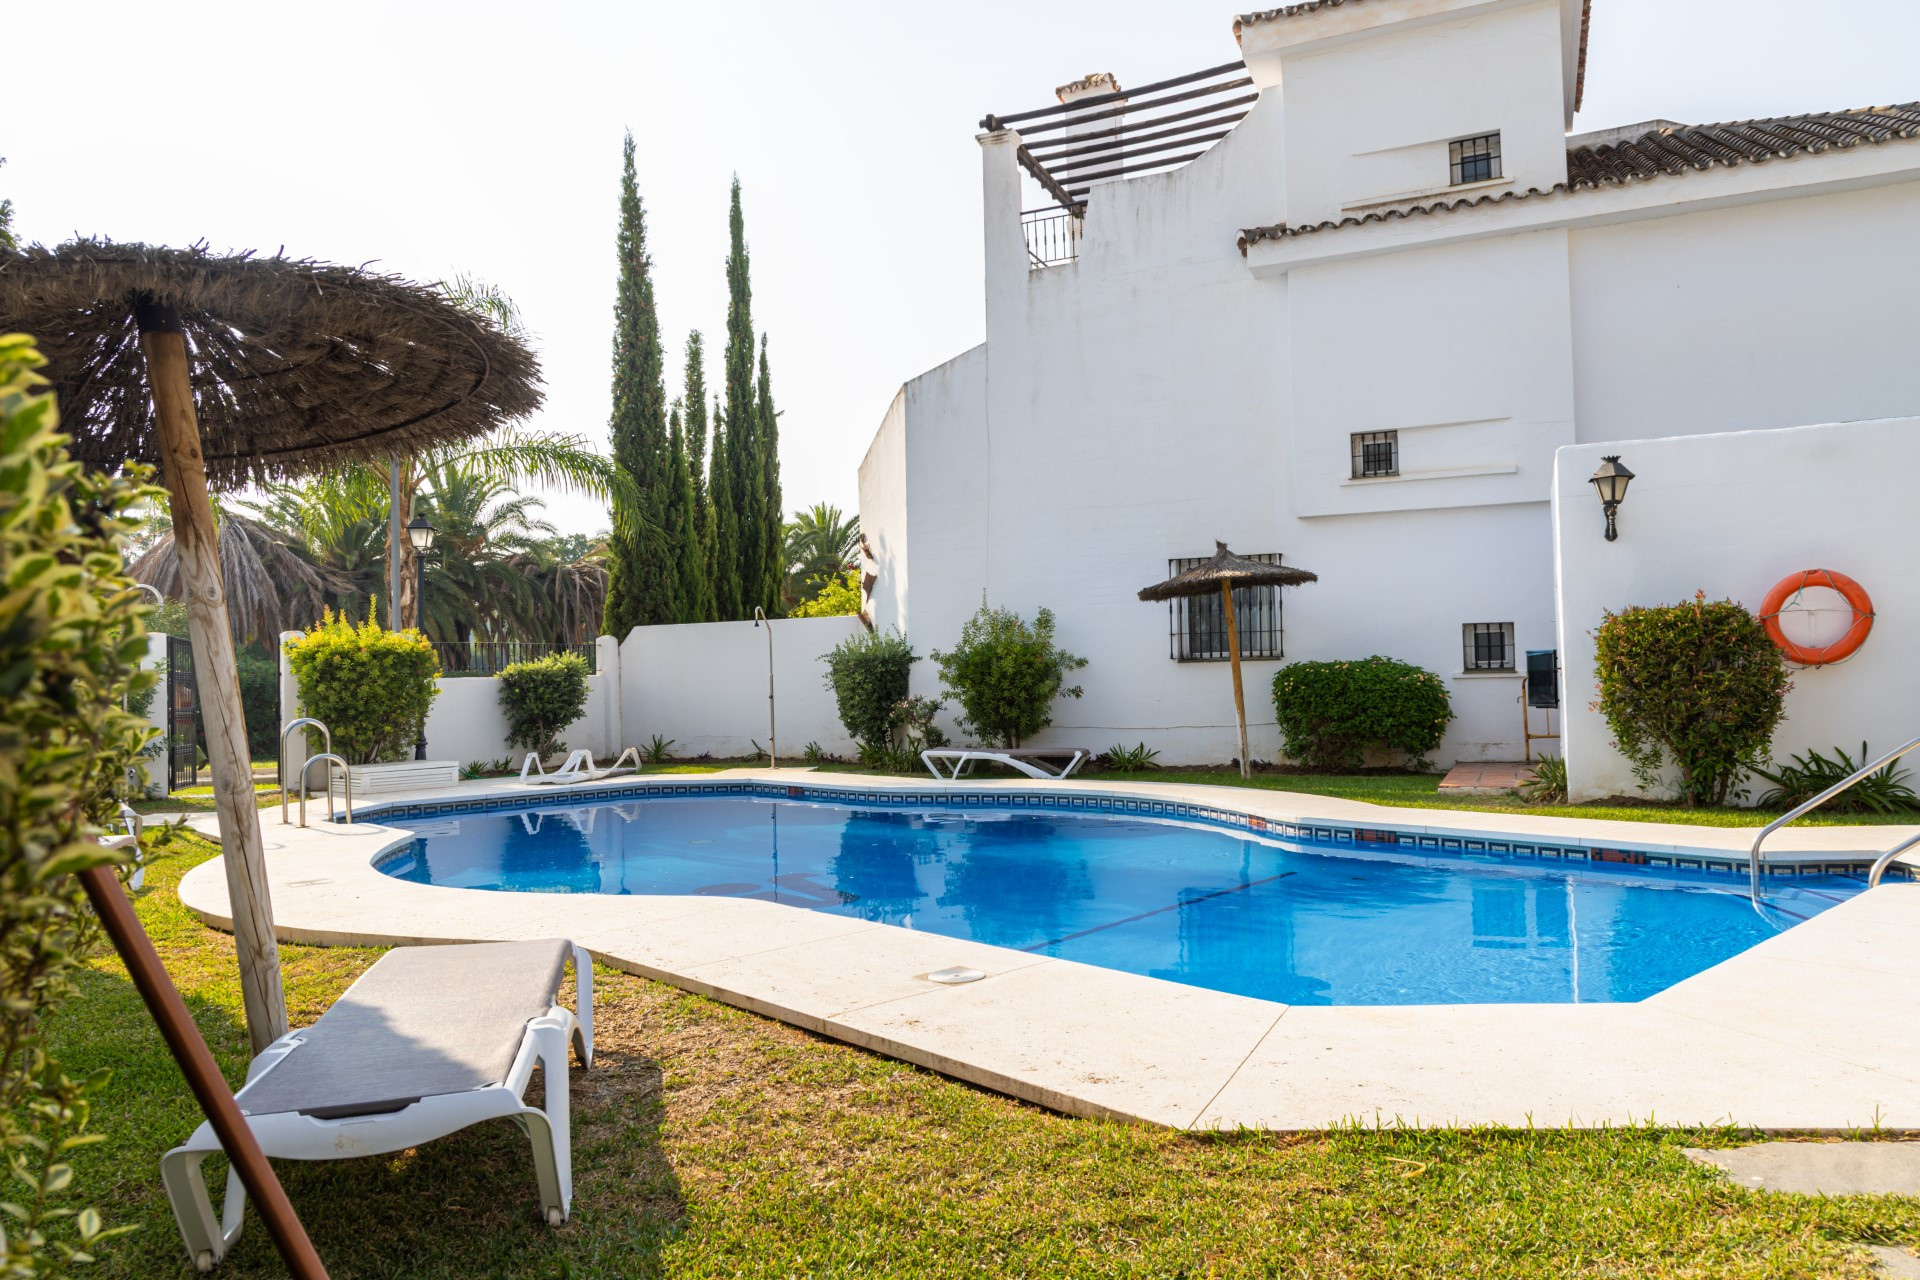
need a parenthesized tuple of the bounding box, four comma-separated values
(7, 0, 1916, 537)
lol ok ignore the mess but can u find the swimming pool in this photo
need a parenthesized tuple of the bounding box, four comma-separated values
(375, 794, 1857, 1006)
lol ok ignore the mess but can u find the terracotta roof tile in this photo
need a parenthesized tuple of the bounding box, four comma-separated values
(1238, 102, 1920, 251)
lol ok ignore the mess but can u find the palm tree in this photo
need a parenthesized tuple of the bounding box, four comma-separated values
(782, 503, 860, 606)
(129, 499, 344, 643)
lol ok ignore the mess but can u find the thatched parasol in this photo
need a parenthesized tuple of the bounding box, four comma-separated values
(1138, 542, 1318, 778)
(0, 240, 542, 1056)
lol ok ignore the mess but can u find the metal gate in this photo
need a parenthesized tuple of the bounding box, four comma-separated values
(166, 635, 200, 792)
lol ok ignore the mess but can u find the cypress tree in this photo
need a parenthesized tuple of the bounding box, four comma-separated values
(708, 396, 744, 620)
(722, 176, 761, 618)
(602, 131, 676, 634)
(682, 332, 718, 621)
(664, 401, 704, 623)
(755, 335, 785, 614)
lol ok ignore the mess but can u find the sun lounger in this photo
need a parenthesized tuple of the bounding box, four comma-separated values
(920, 746, 1093, 781)
(162, 939, 593, 1272)
(519, 746, 642, 785)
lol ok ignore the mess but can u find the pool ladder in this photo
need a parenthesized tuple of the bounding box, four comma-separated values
(279, 718, 352, 827)
(1748, 734, 1920, 902)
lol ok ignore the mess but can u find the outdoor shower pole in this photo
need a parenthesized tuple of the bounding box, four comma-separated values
(753, 607, 775, 768)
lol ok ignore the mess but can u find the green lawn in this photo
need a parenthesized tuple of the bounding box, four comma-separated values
(813, 762, 1915, 829)
(54, 833, 1920, 1278)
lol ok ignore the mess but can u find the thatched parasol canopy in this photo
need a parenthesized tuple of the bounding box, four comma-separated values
(1138, 542, 1319, 778)
(0, 238, 543, 1063)
(0, 240, 543, 487)
(1137, 541, 1319, 601)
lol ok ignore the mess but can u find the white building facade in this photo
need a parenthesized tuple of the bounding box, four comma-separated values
(858, 0, 1920, 787)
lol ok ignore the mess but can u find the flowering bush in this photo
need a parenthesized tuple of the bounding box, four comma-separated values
(1593, 592, 1788, 805)
(285, 612, 440, 764)
(790, 567, 861, 618)
(1270, 656, 1452, 771)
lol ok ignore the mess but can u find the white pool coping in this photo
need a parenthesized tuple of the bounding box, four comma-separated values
(176, 769, 1920, 1131)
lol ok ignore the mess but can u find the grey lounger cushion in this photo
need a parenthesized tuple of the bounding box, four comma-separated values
(237, 939, 572, 1120)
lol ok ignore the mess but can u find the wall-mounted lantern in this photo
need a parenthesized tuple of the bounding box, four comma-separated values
(1588, 455, 1634, 542)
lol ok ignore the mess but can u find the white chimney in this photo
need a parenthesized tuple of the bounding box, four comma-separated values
(1054, 72, 1127, 195)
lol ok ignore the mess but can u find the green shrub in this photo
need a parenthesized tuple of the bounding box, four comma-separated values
(285, 612, 440, 764)
(497, 652, 590, 759)
(1751, 743, 1919, 815)
(1593, 593, 1788, 806)
(823, 628, 916, 752)
(1270, 656, 1452, 772)
(0, 332, 155, 1272)
(236, 642, 281, 759)
(931, 605, 1086, 748)
(790, 567, 861, 618)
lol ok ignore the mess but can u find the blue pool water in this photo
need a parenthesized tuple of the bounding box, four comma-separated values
(375, 795, 1858, 1005)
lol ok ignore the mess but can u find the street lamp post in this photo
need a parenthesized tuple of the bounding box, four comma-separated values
(752, 606, 775, 768)
(407, 514, 437, 761)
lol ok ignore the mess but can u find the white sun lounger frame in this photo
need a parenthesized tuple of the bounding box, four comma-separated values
(920, 747, 1093, 781)
(160, 945, 594, 1272)
(519, 746, 642, 785)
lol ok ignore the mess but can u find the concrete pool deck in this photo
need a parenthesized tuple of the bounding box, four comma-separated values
(174, 769, 1920, 1131)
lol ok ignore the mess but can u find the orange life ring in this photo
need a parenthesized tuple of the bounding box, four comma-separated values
(1759, 569, 1874, 666)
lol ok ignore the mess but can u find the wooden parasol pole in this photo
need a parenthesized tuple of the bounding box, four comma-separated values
(136, 296, 290, 1056)
(1220, 581, 1250, 780)
(79, 866, 327, 1279)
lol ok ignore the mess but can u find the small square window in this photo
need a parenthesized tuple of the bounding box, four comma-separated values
(1351, 431, 1398, 479)
(1450, 133, 1502, 185)
(1462, 622, 1516, 671)
(1169, 553, 1285, 661)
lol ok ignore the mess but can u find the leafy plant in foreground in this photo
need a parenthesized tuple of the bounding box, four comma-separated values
(931, 605, 1086, 748)
(1271, 656, 1452, 772)
(1751, 743, 1919, 814)
(0, 333, 153, 1272)
(1592, 593, 1788, 806)
(643, 733, 676, 765)
(497, 652, 590, 760)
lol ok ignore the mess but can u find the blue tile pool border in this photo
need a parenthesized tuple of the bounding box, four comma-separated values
(345, 778, 1908, 883)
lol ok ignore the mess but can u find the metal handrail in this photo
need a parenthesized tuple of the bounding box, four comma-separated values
(295, 752, 352, 828)
(1749, 735, 1920, 900)
(280, 718, 331, 825)
(1867, 830, 1920, 889)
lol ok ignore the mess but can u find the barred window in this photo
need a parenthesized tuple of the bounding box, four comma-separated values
(1350, 430, 1398, 479)
(1462, 622, 1516, 671)
(1170, 553, 1285, 662)
(1450, 133, 1502, 185)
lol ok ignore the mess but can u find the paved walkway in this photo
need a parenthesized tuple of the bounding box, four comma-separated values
(176, 769, 1920, 1131)
(1684, 1143, 1920, 1195)
(1437, 761, 1538, 795)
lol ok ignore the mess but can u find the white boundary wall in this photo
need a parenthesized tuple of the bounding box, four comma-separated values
(1552, 417, 1920, 803)
(618, 617, 864, 761)
(281, 622, 866, 771)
